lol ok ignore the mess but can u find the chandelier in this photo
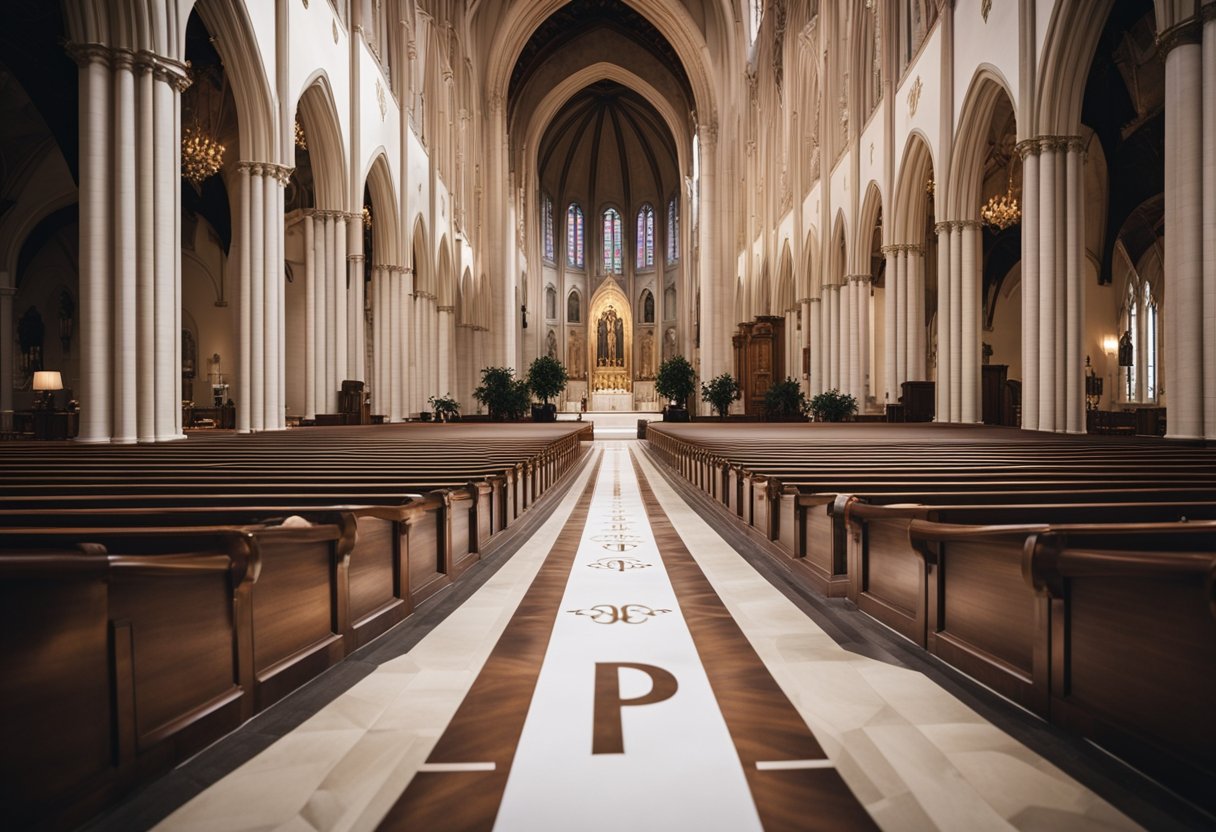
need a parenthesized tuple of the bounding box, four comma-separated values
(181, 122, 225, 186)
(295, 118, 307, 150)
(362, 205, 372, 229)
(981, 188, 1020, 230)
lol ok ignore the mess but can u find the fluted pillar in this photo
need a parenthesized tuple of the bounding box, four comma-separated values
(1065, 139, 1086, 433)
(1162, 20, 1206, 438)
(333, 213, 349, 388)
(1204, 5, 1216, 439)
(390, 266, 403, 422)
(438, 305, 454, 397)
(350, 253, 366, 383)
(112, 50, 137, 443)
(841, 278, 854, 398)
(1018, 143, 1041, 430)
(934, 223, 951, 421)
(907, 246, 925, 380)
(960, 220, 981, 423)
(809, 296, 823, 395)
(856, 275, 872, 406)
(248, 165, 265, 432)
(826, 285, 838, 391)
(881, 246, 898, 404)
(1038, 140, 1059, 431)
(312, 212, 328, 417)
(263, 173, 278, 431)
(895, 247, 908, 389)
(949, 222, 963, 421)
(304, 212, 316, 420)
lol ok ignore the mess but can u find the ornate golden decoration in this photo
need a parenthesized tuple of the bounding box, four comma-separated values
(294, 118, 307, 150)
(567, 604, 671, 625)
(181, 122, 224, 186)
(588, 557, 652, 572)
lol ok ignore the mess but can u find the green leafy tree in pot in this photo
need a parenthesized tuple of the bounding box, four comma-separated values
(526, 355, 568, 421)
(701, 372, 741, 419)
(808, 389, 858, 422)
(473, 367, 531, 421)
(655, 355, 696, 414)
(764, 377, 809, 420)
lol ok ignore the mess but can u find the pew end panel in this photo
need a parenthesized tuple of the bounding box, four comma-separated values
(346, 510, 408, 649)
(1025, 530, 1216, 813)
(797, 492, 848, 596)
(843, 498, 934, 646)
(909, 520, 1051, 715)
(403, 494, 449, 605)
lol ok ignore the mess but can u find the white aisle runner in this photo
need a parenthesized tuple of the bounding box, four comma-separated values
(494, 443, 763, 831)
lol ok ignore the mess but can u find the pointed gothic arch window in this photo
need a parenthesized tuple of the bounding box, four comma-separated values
(641, 289, 655, 323)
(1125, 281, 1137, 401)
(602, 207, 623, 273)
(566, 203, 585, 268)
(636, 203, 655, 269)
(542, 193, 554, 263)
(666, 196, 679, 262)
(1144, 282, 1157, 401)
(567, 289, 581, 323)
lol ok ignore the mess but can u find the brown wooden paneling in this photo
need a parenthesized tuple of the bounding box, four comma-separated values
(938, 539, 1035, 676)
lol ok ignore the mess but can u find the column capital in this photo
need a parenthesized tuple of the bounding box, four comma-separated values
(136, 50, 192, 90)
(110, 47, 137, 72)
(699, 118, 719, 146)
(1156, 17, 1203, 54)
(955, 219, 984, 230)
(797, 296, 813, 305)
(880, 244, 900, 254)
(348, 254, 366, 262)
(847, 274, 872, 284)
(808, 296, 822, 303)
(934, 221, 952, 235)
(1015, 138, 1040, 158)
(437, 305, 455, 313)
(64, 41, 112, 67)
(904, 244, 924, 256)
(1065, 135, 1087, 154)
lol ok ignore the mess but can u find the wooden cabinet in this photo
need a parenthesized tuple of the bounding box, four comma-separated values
(981, 364, 1008, 425)
(733, 316, 785, 417)
(900, 381, 935, 422)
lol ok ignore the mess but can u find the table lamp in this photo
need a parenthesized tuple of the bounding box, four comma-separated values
(33, 370, 62, 410)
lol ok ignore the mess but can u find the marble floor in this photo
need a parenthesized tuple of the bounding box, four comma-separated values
(140, 443, 1150, 831)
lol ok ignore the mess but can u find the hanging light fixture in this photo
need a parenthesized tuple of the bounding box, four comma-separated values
(295, 117, 307, 150)
(182, 122, 225, 186)
(981, 154, 1020, 230)
(362, 205, 373, 229)
(181, 65, 226, 187)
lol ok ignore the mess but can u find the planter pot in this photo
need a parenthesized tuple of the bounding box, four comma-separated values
(531, 403, 558, 422)
(419, 412, 432, 422)
(663, 406, 690, 422)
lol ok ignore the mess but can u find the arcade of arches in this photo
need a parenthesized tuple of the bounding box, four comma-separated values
(2, 0, 1212, 438)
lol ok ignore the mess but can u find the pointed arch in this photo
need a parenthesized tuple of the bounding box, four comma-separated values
(436, 237, 454, 308)
(411, 216, 431, 296)
(776, 239, 795, 313)
(295, 73, 348, 210)
(829, 211, 849, 287)
(947, 67, 1017, 221)
(855, 181, 884, 271)
(801, 226, 821, 299)
(753, 258, 772, 315)
(892, 132, 936, 243)
(362, 151, 399, 266)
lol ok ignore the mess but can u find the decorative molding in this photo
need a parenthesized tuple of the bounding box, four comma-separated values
(1156, 17, 1202, 53)
(934, 221, 952, 235)
(375, 77, 386, 121)
(907, 75, 923, 117)
(1016, 138, 1041, 158)
(332, 21, 340, 44)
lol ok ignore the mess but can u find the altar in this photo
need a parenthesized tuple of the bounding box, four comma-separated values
(590, 392, 635, 412)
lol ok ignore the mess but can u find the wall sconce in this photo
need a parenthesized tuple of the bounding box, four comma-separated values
(33, 370, 63, 411)
(1101, 335, 1118, 356)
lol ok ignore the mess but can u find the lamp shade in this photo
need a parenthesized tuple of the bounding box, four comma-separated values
(32, 370, 63, 391)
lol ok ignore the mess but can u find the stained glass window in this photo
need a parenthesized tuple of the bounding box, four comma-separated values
(542, 193, 554, 262)
(666, 196, 679, 262)
(1145, 283, 1157, 401)
(566, 203, 584, 268)
(636, 204, 655, 269)
(603, 207, 622, 273)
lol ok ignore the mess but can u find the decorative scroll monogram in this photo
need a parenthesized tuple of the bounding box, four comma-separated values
(375, 78, 386, 121)
(567, 604, 671, 625)
(908, 76, 923, 117)
(588, 557, 652, 572)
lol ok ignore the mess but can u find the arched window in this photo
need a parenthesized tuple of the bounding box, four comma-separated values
(1125, 282, 1137, 401)
(666, 196, 679, 262)
(747, 0, 763, 44)
(566, 203, 585, 268)
(1144, 282, 1157, 401)
(636, 204, 655, 269)
(567, 290, 581, 323)
(602, 207, 623, 273)
(641, 289, 655, 323)
(542, 193, 554, 262)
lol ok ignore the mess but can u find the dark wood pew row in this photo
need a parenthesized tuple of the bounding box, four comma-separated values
(907, 520, 1216, 815)
(1, 529, 266, 831)
(0, 423, 590, 831)
(647, 424, 1216, 592)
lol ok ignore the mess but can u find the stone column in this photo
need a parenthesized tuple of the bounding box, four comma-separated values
(323, 212, 337, 410)
(390, 266, 403, 422)
(263, 171, 278, 431)
(438, 305, 453, 396)
(73, 45, 113, 442)
(907, 246, 925, 380)
(934, 223, 952, 421)
(248, 165, 265, 432)
(960, 220, 981, 423)
(841, 278, 854, 398)
(152, 65, 179, 440)
(1018, 141, 1040, 430)
(1162, 20, 1205, 438)
(1038, 139, 1059, 432)
(333, 213, 349, 387)
(304, 211, 316, 420)
(312, 212, 328, 417)
(895, 247, 908, 389)
(237, 165, 252, 434)
(1204, 5, 1216, 439)
(698, 124, 726, 399)
(136, 60, 156, 441)
(112, 50, 137, 443)
(949, 222, 963, 421)
(882, 245, 898, 404)
(825, 284, 837, 391)
(350, 252, 366, 384)
(809, 296, 823, 396)
(857, 275, 872, 406)
(269, 166, 289, 431)
(1065, 138, 1086, 433)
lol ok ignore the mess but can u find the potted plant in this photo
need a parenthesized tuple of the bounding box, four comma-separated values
(656, 355, 696, 421)
(526, 355, 568, 422)
(701, 372, 741, 420)
(473, 367, 532, 421)
(428, 393, 461, 422)
(764, 377, 809, 421)
(808, 388, 858, 422)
